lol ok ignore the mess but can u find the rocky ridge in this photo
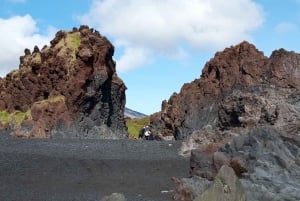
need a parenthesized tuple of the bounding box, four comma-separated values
(150, 41, 299, 140)
(150, 41, 300, 200)
(0, 25, 128, 139)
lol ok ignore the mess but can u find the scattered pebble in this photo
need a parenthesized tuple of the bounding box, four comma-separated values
(161, 190, 173, 194)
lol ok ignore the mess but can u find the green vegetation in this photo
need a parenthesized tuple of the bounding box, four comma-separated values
(126, 116, 150, 139)
(14, 110, 32, 127)
(0, 96, 65, 129)
(36, 95, 65, 105)
(69, 33, 81, 48)
(56, 32, 81, 79)
(0, 110, 32, 128)
(55, 32, 81, 50)
(0, 111, 12, 125)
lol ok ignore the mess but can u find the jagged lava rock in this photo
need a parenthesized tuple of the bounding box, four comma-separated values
(0, 26, 128, 139)
(150, 41, 300, 140)
(164, 41, 300, 201)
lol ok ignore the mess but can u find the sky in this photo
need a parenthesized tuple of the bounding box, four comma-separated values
(0, 0, 300, 115)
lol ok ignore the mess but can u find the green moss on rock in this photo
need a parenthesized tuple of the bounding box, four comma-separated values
(55, 32, 81, 51)
(0, 111, 12, 125)
(0, 110, 32, 128)
(36, 95, 65, 105)
(69, 33, 81, 49)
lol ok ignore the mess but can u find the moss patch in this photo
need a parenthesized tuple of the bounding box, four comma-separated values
(0, 111, 12, 125)
(69, 33, 81, 48)
(0, 110, 32, 128)
(36, 95, 65, 105)
(0, 96, 65, 129)
(55, 32, 81, 51)
(54, 31, 81, 75)
(126, 116, 150, 139)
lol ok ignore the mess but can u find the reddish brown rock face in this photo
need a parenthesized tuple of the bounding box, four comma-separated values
(0, 26, 128, 139)
(153, 41, 300, 201)
(150, 41, 300, 140)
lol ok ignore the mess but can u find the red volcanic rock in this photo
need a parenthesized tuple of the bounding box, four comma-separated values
(269, 49, 300, 88)
(150, 41, 299, 140)
(161, 41, 300, 201)
(201, 41, 268, 94)
(14, 96, 70, 138)
(0, 26, 128, 139)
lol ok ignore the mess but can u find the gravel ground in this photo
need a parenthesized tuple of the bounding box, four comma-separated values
(0, 137, 189, 201)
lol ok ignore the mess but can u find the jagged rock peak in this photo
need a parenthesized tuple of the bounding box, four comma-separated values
(201, 41, 300, 90)
(201, 41, 267, 93)
(0, 25, 128, 139)
(150, 41, 300, 139)
(168, 41, 300, 201)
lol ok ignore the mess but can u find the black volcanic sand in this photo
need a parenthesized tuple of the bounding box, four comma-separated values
(0, 137, 189, 201)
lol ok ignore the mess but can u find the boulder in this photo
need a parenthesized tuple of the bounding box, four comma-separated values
(194, 165, 246, 201)
(175, 127, 300, 201)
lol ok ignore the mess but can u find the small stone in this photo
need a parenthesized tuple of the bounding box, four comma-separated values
(100, 193, 126, 201)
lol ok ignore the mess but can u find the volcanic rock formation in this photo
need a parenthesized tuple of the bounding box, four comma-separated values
(150, 41, 300, 200)
(150, 41, 299, 140)
(0, 25, 128, 139)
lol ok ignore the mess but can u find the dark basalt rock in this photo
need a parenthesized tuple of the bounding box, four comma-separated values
(0, 25, 128, 139)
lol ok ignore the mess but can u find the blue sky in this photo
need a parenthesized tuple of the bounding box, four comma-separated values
(0, 0, 300, 115)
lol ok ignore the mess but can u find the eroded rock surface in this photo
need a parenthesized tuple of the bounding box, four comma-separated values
(150, 41, 299, 140)
(187, 127, 300, 201)
(149, 41, 300, 201)
(0, 26, 128, 139)
(194, 165, 246, 201)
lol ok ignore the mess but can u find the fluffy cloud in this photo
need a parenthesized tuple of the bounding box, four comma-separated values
(0, 15, 55, 77)
(79, 0, 264, 72)
(117, 47, 149, 72)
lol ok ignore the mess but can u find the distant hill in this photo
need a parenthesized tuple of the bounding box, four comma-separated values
(125, 107, 147, 119)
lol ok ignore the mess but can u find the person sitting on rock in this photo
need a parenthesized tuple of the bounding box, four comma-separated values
(144, 129, 151, 140)
(139, 126, 153, 140)
(139, 126, 149, 139)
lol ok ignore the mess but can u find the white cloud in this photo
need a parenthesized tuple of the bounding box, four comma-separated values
(79, 0, 264, 71)
(117, 47, 150, 72)
(0, 15, 55, 77)
(275, 22, 298, 33)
